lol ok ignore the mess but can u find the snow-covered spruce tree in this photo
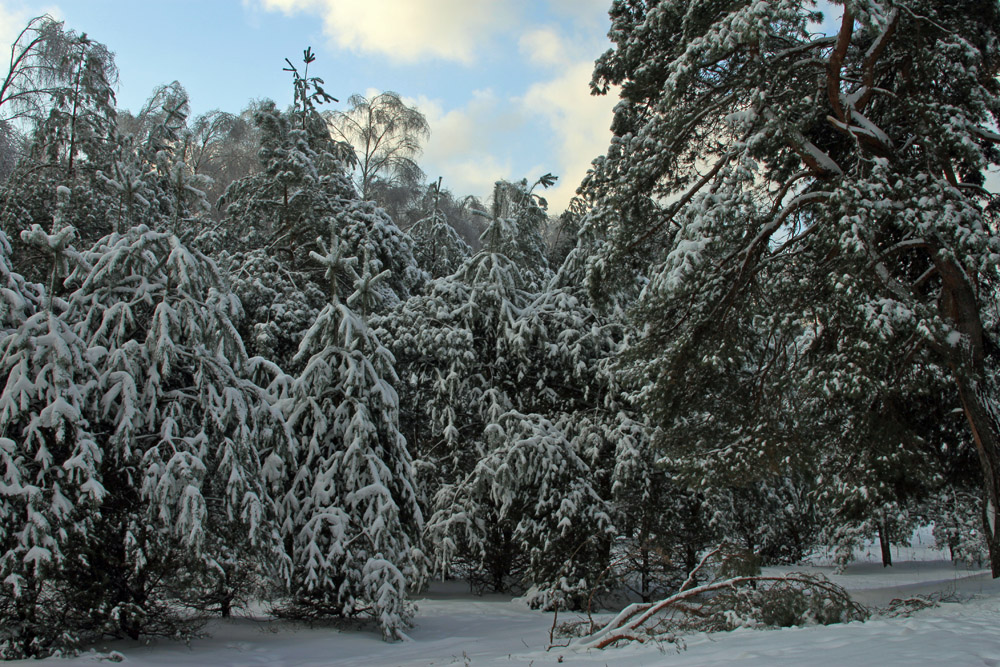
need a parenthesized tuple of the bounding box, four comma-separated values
(379, 176, 626, 607)
(583, 0, 1000, 573)
(377, 185, 545, 594)
(0, 226, 41, 332)
(63, 222, 289, 639)
(0, 188, 105, 658)
(277, 228, 426, 640)
(111, 82, 213, 238)
(217, 52, 421, 369)
(929, 488, 989, 567)
(724, 476, 818, 566)
(475, 176, 555, 292)
(610, 418, 730, 599)
(428, 411, 614, 609)
(375, 178, 554, 499)
(407, 179, 472, 279)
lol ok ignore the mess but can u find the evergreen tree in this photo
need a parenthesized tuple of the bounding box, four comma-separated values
(278, 228, 426, 639)
(583, 0, 1000, 573)
(407, 179, 471, 279)
(64, 222, 287, 639)
(0, 225, 40, 332)
(0, 188, 103, 657)
(380, 174, 630, 606)
(218, 52, 421, 368)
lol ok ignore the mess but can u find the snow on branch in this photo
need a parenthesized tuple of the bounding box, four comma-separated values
(564, 547, 868, 651)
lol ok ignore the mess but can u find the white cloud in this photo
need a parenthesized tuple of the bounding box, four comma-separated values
(256, 0, 520, 64)
(518, 27, 572, 69)
(397, 59, 618, 214)
(520, 60, 617, 212)
(405, 89, 523, 200)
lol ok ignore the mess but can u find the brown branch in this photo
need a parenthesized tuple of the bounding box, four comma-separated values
(627, 152, 734, 251)
(706, 190, 830, 331)
(827, 5, 855, 122)
(764, 108, 843, 176)
(943, 161, 959, 188)
(857, 9, 900, 110)
(577, 572, 865, 650)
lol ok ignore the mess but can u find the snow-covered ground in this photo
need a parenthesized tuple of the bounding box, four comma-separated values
(17, 530, 1000, 666)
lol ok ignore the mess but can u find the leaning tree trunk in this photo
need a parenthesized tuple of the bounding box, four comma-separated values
(954, 377, 1000, 577)
(937, 253, 1000, 578)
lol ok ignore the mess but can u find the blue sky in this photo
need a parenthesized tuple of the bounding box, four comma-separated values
(0, 0, 618, 212)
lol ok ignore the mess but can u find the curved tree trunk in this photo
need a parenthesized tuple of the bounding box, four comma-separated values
(954, 378, 1000, 577)
(936, 252, 1000, 577)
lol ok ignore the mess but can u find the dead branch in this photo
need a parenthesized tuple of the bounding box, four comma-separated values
(573, 571, 866, 650)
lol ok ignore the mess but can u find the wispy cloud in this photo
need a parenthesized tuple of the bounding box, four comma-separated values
(255, 0, 520, 64)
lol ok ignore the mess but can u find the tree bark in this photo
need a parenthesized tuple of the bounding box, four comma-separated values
(935, 252, 1000, 577)
(955, 377, 1000, 577)
(878, 520, 892, 568)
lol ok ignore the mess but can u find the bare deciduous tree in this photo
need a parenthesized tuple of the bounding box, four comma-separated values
(327, 91, 429, 200)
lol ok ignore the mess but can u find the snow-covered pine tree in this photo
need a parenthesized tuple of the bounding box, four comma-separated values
(114, 82, 212, 238)
(217, 52, 421, 369)
(381, 175, 629, 605)
(278, 227, 426, 640)
(0, 187, 105, 657)
(377, 183, 548, 576)
(721, 476, 818, 567)
(929, 488, 989, 567)
(475, 177, 555, 292)
(583, 0, 1000, 573)
(64, 222, 288, 639)
(0, 226, 41, 332)
(213, 58, 348, 368)
(333, 197, 425, 309)
(407, 179, 471, 279)
(428, 410, 614, 609)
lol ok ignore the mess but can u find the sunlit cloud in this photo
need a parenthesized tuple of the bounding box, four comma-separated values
(520, 61, 617, 212)
(518, 27, 573, 69)
(401, 60, 618, 214)
(405, 89, 522, 200)
(255, 0, 520, 64)
(249, 1, 619, 213)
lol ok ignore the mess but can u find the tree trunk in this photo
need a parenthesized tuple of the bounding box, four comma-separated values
(878, 520, 892, 568)
(640, 544, 650, 603)
(935, 252, 1000, 577)
(956, 378, 1000, 577)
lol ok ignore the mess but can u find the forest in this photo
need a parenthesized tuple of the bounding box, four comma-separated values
(1, 0, 1000, 660)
